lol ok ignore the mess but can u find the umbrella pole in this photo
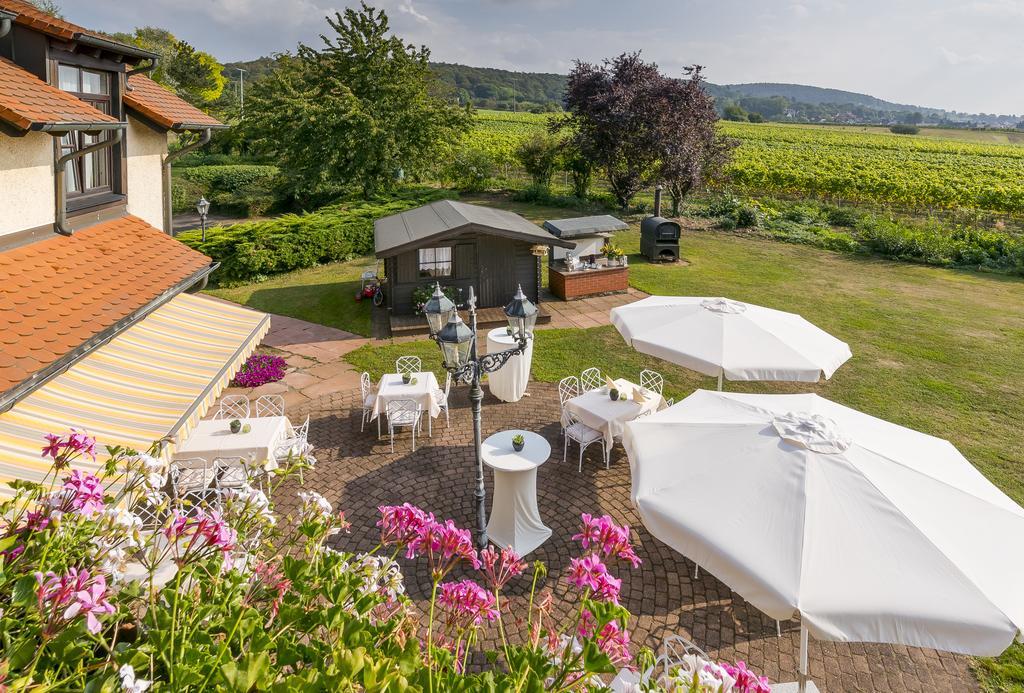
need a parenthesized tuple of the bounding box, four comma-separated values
(717, 373, 723, 391)
(799, 625, 809, 693)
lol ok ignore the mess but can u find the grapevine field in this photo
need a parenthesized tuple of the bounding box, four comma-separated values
(466, 110, 1024, 215)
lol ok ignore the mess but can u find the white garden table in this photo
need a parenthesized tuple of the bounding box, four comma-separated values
(485, 328, 534, 403)
(175, 416, 292, 471)
(371, 372, 442, 421)
(482, 430, 552, 556)
(564, 378, 665, 448)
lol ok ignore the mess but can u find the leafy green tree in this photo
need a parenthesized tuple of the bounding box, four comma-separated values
(29, 0, 61, 16)
(723, 103, 749, 121)
(747, 112, 764, 123)
(560, 143, 593, 199)
(516, 133, 561, 188)
(243, 3, 470, 198)
(112, 27, 225, 107)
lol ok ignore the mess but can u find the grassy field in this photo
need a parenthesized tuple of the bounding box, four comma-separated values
(206, 256, 375, 336)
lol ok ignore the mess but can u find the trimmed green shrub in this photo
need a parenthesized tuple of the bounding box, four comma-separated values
(174, 165, 284, 217)
(890, 124, 920, 135)
(444, 147, 497, 192)
(177, 187, 456, 285)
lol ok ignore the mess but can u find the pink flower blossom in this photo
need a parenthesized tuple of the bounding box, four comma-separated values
(479, 546, 525, 590)
(416, 518, 480, 578)
(567, 554, 621, 604)
(35, 568, 113, 634)
(378, 503, 434, 557)
(162, 509, 237, 568)
(573, 513, 642, 568)
(723, 660, 772, 693)
(595, 621, 632, 667)
(46, 470, 105, 518)
(41, 433, 62, 459)
(438, 579, 499, 628)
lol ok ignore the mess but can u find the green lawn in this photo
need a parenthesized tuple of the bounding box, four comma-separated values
(205, 256, 375, 336)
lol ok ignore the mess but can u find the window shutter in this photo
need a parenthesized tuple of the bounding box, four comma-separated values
(454, 244, 475, 279)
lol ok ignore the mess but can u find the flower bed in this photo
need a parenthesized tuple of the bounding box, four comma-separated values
(232, 352, 287, 388)
(0, 429, 770, 690)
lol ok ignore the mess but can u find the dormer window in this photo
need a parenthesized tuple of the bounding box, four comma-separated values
(56, 64, 113, 197)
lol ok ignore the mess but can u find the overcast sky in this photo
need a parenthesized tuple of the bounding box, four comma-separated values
(68, 0, 1023, 115)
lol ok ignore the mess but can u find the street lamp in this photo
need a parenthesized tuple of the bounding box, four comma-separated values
(423, 282, 536, 549)
(196, 196, 210, 242)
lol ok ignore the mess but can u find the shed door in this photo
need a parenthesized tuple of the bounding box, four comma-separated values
(477, 237, 516, 307)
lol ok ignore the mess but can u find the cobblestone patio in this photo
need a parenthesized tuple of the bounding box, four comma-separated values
(269, 382, 977, 692)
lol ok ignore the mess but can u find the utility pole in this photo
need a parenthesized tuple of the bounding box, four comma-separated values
(236, 67, 248, 118)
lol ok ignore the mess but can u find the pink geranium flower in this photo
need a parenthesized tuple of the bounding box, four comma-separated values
(479, 546, 525, 591)
(438, 579, 499, 628)
(36, 568, 113, 634)
(567, 554, 621, 604)
(378, 503, 434, 557)
(724, 660, 772, 693)
(573, 513, 642, 568)
(416, 518, 480, 578)
(595, 621, 632, 667)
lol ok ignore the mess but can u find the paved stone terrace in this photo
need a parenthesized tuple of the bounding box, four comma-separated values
(269, 382, 977, 692)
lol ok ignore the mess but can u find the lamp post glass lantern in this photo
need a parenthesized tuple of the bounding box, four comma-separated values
(424, 284, 536, 548)
(196, 196, 210, 242)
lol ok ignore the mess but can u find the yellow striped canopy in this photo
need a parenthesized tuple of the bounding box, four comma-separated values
(0, 293, 270, 491)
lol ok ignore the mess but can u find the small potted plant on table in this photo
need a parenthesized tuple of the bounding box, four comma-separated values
(609, 387, 620, 401)
(512, 433, 525, 452)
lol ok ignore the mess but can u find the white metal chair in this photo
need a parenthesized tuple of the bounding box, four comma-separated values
(640, 369, 664, 395)
(386, 399, 422, 453)
(395, 356, 421, 376)
(580, 367, 602, 393)
(254, 394, 285, 418)
(359, 372, 375, 433)
(170, 457, 218, 509)
(429, 371, 452, 435)
(563, 411, 607, 472)
(214, 395, 250, 420)
(558, 376, 580, 406)
(214, 456, 257, 494)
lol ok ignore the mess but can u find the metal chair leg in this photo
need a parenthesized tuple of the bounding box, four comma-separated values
(578, 441, 584, 473)
(389, 425, 395, 454)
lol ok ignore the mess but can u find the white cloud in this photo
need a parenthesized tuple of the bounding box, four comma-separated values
(939, 47, 994, 67)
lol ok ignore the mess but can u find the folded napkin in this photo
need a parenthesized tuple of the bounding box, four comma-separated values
(604, 375, 618, 391)
(632, 387, 647, 405)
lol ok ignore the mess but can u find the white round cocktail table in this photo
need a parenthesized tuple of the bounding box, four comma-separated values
(485, 328, 534, 403)
(482, 430, 552, 556)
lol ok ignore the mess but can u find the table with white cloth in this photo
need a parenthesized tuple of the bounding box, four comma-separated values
(175, 416, 292, 471)
(485, 328, 534, 403)
(564, 378, 665, 448)
(482, 430, 552, 556)
(370, 372, 442, 421)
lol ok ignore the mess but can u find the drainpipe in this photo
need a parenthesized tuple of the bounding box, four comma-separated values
(162, 128, 211, 235)
(54, 130, 124, 236)
(125, 57, 157, 91)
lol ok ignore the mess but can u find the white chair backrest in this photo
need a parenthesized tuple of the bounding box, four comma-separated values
(441, 371, 452, 396)
(214, 456, 251, 488)
(293, 415, 310, 444)
(255, 394, 285, 418)
(580, 367, 602, 392)
(215, 395, 250, 420)
(640, 369, 664, 394)
(661, 634, 711, 677)
(558, 376, 580, 405)
(396, 356, 421, 376)
(171, 457, 214, 492)
(387, 399, 419, 423)
(360, 371, 372, 400)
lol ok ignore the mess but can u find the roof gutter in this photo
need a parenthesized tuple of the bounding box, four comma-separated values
(54, 128, 124, 236)
(74, 33, 159, 62)
(0, 16, 12, 40)
(0, 262, 218, 414)
(162, 128, 212, 234)
(125, 57, 158, 91)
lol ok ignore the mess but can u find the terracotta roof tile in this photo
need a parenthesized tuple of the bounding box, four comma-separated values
(0, 0, 148, 57)
(124, 74, 225, 131)
(0, 57, 121, 132)
(0, 216, 212, 396)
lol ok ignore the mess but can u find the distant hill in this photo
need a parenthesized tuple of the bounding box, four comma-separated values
(220, 58, 1021, 128)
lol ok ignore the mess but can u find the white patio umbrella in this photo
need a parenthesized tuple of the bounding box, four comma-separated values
(609, 296, 852, 389)
(623, 390, 1024, 689)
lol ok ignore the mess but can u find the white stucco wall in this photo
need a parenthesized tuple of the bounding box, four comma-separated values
(0, 132, 55, 236)
(126, 116, 167, 230)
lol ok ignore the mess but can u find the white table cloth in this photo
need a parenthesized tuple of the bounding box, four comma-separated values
(564, 378, 665, 448)
(175, 416, 292, 471)
(485, 328, 534, 403)
(371, 372, 442, 420)
(482, 430, 552, 556)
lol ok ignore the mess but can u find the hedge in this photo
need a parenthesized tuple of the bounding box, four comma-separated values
(177, 187, 456, 285)
(173, 165, 283, 217)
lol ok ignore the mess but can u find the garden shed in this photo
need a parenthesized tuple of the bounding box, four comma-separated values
(374, 200, 574, 324)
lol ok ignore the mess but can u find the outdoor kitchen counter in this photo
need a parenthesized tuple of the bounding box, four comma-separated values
(548, 263, 629, 300)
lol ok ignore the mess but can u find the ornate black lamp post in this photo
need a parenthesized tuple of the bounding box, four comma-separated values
(196, 196, 211, 242)
(423, 282, 537, 548)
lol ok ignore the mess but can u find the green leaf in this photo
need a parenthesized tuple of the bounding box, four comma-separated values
(12, 574, 36, 606)
(220, 652, 271, 692)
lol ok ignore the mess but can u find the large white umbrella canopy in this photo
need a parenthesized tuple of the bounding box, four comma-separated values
(623, 389, 1024, 657)
(610, 296, 852, 385)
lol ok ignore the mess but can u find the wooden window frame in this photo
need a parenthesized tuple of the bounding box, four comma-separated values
(418, 246, 454, 278)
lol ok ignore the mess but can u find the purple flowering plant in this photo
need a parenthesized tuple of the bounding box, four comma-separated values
(231, 352, 288, 388)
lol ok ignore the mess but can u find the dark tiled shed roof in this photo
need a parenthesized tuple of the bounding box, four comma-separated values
(0, 216, 212, 397)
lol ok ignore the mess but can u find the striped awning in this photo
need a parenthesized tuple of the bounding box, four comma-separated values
(0, 293, 270, 490)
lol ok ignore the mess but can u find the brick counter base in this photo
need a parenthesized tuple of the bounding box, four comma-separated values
(549, 265, 629, 300)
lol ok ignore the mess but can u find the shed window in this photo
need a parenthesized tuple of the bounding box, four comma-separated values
(418, 247, 453, 278)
